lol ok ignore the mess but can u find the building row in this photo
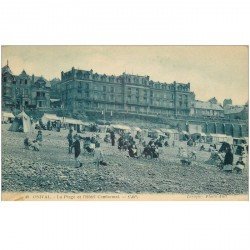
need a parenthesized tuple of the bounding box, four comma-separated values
(2, 63, 51, 111)
(60, 67, 194, 116)
(1, 63, 248, 120)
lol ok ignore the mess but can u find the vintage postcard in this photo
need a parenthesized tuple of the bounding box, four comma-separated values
(1, 45, 248, 201)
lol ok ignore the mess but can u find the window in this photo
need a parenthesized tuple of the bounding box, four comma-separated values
(42, 92, 45, 97)
(150, 90, 153, 97)
(136, 97, 139, 103)
(103, 86, 106, 92)
(37, 92, 40, 97)
(25, 101, 29, 106)
(110, 87, 114, 93)
(110, 94, 114, 101)
(86, 83, 89, 90)
(128, 87, 131, 94)
(102, 93, 106, 100)
(3, 77, 7, 82)
(25, 79, 28, 84)
(38, 101, 42, 107)
(20, 79, 22, 84)
(136, 88, 139, 96)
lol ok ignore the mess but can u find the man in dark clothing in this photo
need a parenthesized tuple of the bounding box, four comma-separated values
(223, 147, 234, 172)
(72, 135, 83, 167)
(67, 129, 73, 154)
(110, 131, 116, 146)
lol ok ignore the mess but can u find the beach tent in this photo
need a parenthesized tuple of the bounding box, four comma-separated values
(9, 111, 32, 133)
(41, 113, 62, 124)
(2, 112, 15, 123)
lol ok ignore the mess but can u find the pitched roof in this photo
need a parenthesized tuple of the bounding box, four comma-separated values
(2, 64, 13, 74)
(194, 100, 223, 111)
(34, 76, 51, 87)
(224, 106, 246, 114)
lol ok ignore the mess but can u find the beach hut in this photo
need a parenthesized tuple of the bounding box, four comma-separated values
(207, 134, 233, 144)
(9, 111, 32, 133)
(2, 112, 15, 123)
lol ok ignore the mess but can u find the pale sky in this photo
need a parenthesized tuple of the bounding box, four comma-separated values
(1, 46, 248, 105)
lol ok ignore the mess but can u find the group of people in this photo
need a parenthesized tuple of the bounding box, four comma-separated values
(28, 124, 247, 173)
(24, 130, 43, 151)
(108, 130, 161, 159)
(206, 142, 246, 173)
(67, 129, 106, 168)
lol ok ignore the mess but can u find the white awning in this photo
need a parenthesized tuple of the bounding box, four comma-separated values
(2, 112, 15, 118)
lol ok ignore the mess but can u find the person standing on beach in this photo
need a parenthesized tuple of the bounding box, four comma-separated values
(223, 147, 234, 172)
(110, 131, 116, 146)
(72, 135, 83, 167)
(67, 129, 73, 154)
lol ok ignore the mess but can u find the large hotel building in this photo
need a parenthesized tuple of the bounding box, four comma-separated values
(60, 67, 195, 116)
